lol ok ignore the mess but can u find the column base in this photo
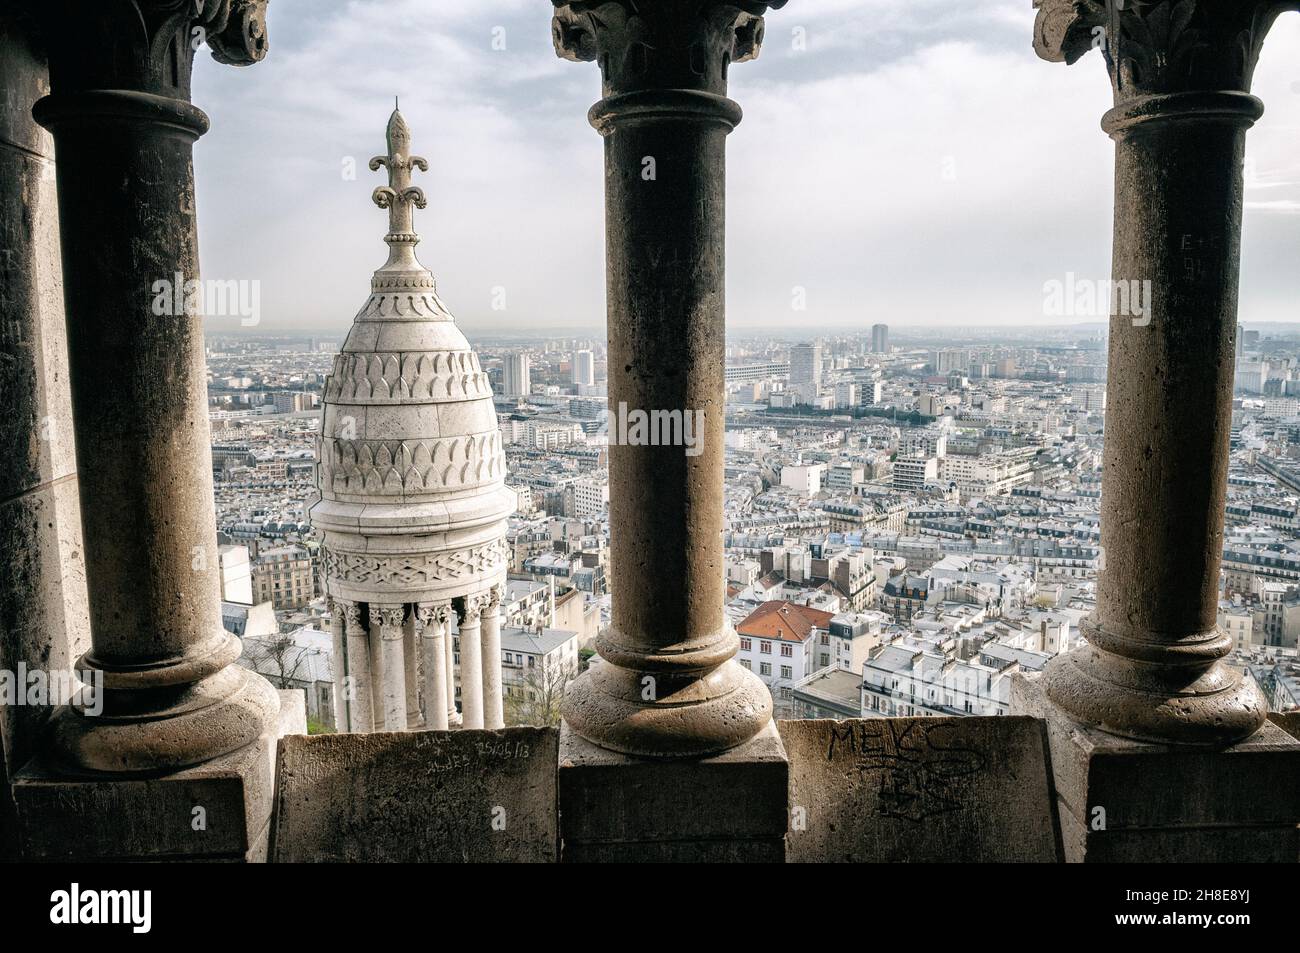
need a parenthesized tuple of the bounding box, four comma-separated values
(11, 689, 304, 861)
(561, 657, 773, 758)
(1041, 619, 1266, 746)
(558, 719, 788, 862)
(46, 658, 281, 775)
(1012, 673, 1300, 862)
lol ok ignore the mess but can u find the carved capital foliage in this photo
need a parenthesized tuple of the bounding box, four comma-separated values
(1032, 0, 1108, 65)
(1033, 0, 1296, 100)
(370, 604, 407, 630)
(207, 0, 271, 67)
(343, 600, 365, 631)
(38, 0, 270, 97)
(552, 0, 786, 95)
(415, 602, 453, 630)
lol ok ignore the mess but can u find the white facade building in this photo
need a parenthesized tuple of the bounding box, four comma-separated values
(503, 353, 531, 398)
(572, 348, 595, 387)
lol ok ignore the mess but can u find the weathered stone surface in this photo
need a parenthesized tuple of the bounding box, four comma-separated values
(11, 689, 299, 862)
(1014, 673, 1300, 862)
(553, 0, 784, 758)
(0, 9, 91, 860)
(1028, 0, 1285, 747)
(1268, 711, 1300, 742)
(13, 730, 278, 862)
(277, 688, 308, 738)
(558, 720, 788, 861)
(25, 1, 282, 777)
(1057, 802, 1298, 864)
(271, 727, 558, 862)
(780, 716, 1062, 863)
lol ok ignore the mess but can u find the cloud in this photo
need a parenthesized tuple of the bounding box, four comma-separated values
(191, 1, 1300, 332)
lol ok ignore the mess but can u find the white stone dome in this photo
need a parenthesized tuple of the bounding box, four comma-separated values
(310, 107, 514, 607)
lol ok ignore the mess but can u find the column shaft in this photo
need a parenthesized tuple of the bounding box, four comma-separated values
(373, 605, 407, 732)
(459, 598, 485, 729)
(32, 3, 279, 770)
(552, 0, 782, 756)
(445, 611, 461, 725)
(419, 604, 449, 731)
(328, 601, 348, 731)
(1024, 0, 1284, 744)
(344, 603, 374, 733)
(482, 587, 504, 729)
(403, 613, 421, 728)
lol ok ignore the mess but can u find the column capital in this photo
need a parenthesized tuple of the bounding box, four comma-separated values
(414, 601, 454, 629)
(552, 0, 785, 97)
(460, 596, 484, 626)
(35, 0, 270, 97)
(369, 604, 407, 631)
(343, 601, 366, 633)
(1033, 0, 1295, 103)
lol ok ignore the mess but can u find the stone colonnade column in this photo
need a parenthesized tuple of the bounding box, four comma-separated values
(344, 602, 374, 732)
(1031, 0, 1285, 744)
(403, 611, 421, 728)
(372, 605, 408, 732)
(328, 599, 348, 730)
(1011, 0, 1300, 863)
(458, 596, 485, 729)
(417, 603, 450, 731)
(482, 585, 505, 729)
(33, 0, 278, 772)
(552, 0, 782, 756)
(445, 608, 461, 726)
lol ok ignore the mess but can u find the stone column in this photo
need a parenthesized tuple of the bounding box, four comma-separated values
(29, 0, 278, 774)
(1010, 0, 1300, 863)
(1029, 0, 1289, 745)
(482, 584, 505, 729)
(417, 603, 449, 731)
(552, 0, 783, 757)
(372, 605, 408, 732)
(328, 598, 348, 731)
(403, 610, 421, 728)
(344, 601, 374, 732)
(459, 595, 485, 729)
(445, 606, 462, 726)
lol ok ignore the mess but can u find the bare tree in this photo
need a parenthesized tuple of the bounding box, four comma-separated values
(504, 660, 578, 727)
(244, 635, 317, 690)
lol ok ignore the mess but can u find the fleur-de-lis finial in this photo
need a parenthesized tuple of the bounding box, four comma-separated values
(369, 102, 428, 257)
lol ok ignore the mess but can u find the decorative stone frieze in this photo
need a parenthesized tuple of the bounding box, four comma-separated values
(324, 350, 492, 403)
(320, 539, 509, 590)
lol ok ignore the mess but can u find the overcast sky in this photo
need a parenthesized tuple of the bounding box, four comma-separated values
(192, 0, 1300, 335)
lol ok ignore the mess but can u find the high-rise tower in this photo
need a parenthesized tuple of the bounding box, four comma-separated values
(310, 107, 515, 733)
